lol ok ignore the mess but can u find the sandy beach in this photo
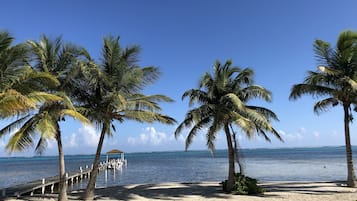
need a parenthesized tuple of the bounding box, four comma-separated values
(4, 181, 357, 201)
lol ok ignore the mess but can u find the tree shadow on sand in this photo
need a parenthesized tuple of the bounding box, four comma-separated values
(9, 181, 357, 200)
(261, 181, 356, 196)
(69, 182, 230, 200)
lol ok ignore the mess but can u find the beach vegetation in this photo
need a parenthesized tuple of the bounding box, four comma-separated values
(221, 173, 263, 195)
(175, 60, 281, 193)
(290, 30, 357, 187)
(77, 36, 176, 201)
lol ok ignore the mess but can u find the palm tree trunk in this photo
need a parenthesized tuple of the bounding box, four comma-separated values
(232, 133, 244, 175)
(84, 124, 107, 201)
(224, 123, 236, 192)
(343, 104, 356, 187)
(56, 128, 68, 201)
(230, 124, 244, 175)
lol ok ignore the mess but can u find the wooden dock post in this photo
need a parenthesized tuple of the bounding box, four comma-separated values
(41, 178, 45, 195)
(51, 184, 54, 193)
(65, 173, 69, 185)
(80, 166, 83, 179)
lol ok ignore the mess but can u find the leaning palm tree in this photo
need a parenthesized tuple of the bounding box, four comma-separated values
(175, 60, 281, 192)
(290, 30, 357, 187)
(78, 36, 176, 201)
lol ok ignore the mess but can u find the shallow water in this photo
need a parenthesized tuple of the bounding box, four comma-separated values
(0, 146, 355, 189)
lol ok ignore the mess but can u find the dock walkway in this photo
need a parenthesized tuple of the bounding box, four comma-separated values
(1, 159, 127, 198)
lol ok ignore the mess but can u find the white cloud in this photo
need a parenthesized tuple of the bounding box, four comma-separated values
(64, 125, 100, 148)
(127, 127, 169, 146)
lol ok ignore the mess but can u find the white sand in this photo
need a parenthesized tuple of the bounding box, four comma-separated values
(4, 181, 357, 201)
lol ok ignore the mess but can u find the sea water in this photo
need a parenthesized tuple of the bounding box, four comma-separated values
(0, 146, 355, 189)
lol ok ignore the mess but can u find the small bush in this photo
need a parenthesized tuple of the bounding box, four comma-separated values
(221, 173, 264, 195)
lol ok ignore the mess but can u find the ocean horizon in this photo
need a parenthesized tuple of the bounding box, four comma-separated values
(1, 146, 356, 190)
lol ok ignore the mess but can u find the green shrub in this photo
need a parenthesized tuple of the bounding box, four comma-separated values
(221, 173, 264, 195)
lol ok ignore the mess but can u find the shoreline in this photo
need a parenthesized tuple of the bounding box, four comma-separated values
(4, 181, 357, 201)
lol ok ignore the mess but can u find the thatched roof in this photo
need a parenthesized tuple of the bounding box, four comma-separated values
(106, 149, 124, 154)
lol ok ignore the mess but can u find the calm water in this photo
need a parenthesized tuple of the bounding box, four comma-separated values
(0, 146, 356, 189)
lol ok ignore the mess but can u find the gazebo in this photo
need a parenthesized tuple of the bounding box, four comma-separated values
(106, 149, 125, 162)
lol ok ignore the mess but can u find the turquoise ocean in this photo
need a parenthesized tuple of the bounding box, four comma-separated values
(0, 146, 355, 190)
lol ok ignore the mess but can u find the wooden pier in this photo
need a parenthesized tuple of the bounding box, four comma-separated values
(0, 159, 127, 198)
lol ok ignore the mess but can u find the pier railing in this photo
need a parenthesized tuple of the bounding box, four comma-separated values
(1, 159, 127, 198)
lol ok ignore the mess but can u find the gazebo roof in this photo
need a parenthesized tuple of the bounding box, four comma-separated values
(106, 149, 124, 154)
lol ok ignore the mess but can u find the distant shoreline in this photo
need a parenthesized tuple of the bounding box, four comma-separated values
(0, 145, 352, 158)
(4, 181, 357, 201)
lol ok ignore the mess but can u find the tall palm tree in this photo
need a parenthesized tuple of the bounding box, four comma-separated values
(175, 60, 281, 192)
(28, 35, 91, 201)
(0, 35, 90, 201)
(79, 36, 176, 201)
(0, 31, 60, 117)
(290, 30, 357, 187)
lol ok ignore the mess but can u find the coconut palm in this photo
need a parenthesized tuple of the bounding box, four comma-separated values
(0, 35, 90, 201)
(0, 31, 60, 117)
(28, 35, 91, 201)
(175, 60, 281, 192)
(77, 36, 176, 201)
(290, 30, 357, 187)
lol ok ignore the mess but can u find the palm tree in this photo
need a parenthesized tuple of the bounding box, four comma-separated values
(0, 31, 60, 117)
(28, 35, 91, 201)
(0, 35, 90, 201)
(290, 30, 357, 187)
(175, 60, 281, 192)
(79, 36, 176, 201)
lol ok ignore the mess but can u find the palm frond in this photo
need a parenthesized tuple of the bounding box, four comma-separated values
(27, 92, 63, 103)
(241, 85, 272, 102)
(36, 112, 56, 139)
(61, 109, 90, 124)
(34, 137, 48, 155)
(0, 115, 30, 138)
(289, 84, 334, 100)
(206, 117, 219, 152)
(313, 97, 339, 114)
(0, 90, 36, 117)
(246, 106, 279, 121)
(6, 116, 38, 153)
(185, 116, 211, 151)
(233, 68, 253, 86)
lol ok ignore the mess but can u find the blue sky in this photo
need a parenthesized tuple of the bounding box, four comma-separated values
(1, 0, 357, 156)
